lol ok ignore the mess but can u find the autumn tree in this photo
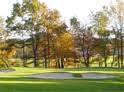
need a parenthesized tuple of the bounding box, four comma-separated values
(70, 17, 95, 67)
(6, 0, 61, 67)
(0, 17, 16, 68)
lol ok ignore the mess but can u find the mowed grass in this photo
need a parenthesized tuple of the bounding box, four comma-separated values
(0, 67, 124, 92)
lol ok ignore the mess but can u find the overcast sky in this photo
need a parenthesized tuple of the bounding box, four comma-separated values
(0, 0, 116, 25)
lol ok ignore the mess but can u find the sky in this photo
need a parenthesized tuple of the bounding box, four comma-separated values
(0, 0, 116, 25)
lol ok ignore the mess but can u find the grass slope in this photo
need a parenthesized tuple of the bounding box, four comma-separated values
(0, 67, 124, 92)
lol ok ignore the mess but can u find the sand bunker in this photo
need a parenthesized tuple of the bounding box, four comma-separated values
(28, 72, 117, 79)
(29, 72, 74, 79)
(81, 73, 117, 79)
(0, 68, 15, 73)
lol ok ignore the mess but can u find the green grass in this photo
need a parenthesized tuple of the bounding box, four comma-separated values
(0, 67, 124, 92)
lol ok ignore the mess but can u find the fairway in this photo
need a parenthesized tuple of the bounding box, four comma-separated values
(0, 67, 124, 92)
(0, 0, 124, 92)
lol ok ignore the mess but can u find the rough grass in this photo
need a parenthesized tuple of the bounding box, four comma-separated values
(0, 67, 124, 92)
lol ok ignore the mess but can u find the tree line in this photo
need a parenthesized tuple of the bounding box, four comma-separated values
(0, 0, 123, 68)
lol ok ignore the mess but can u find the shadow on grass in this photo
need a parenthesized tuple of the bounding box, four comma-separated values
(0, 77, 124, 92)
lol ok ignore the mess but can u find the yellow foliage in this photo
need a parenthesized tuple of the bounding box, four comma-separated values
(56, 32, 74, 52)
(0, 61, 5, 68)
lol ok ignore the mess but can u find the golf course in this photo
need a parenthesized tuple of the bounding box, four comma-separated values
(0, 67, 123, 92)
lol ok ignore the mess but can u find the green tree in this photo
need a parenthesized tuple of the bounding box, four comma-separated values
(107, 0, 124, 68)
(6, 0, 61, 67)
(91, 9, 110, 67)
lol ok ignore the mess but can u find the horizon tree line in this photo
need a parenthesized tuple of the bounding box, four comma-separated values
(0, 0, 123, 68)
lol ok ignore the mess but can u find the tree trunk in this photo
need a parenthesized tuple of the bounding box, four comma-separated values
(112, 36, 117, 68)
(22, 40, 26, 67)
(61, 56, 64, 68)
(47, 32, 51, 68)
(120, 36, 123, 68)
(103, 48, 107, 68)
(112, 47, 116, 67)
(33, 47, 38, 67)
(57, 58, 61, 68)
(44, 49, 47, 68)
(31, 35, 38, 67)
(117, 38, 120, 68)
(86, 48, 90, 67)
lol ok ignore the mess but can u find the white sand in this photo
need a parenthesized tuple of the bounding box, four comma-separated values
(28, 73, 74, 79)
(28, 72, 117, 79)
(81, 73, 117, 79)
(0, 69, 15, 73)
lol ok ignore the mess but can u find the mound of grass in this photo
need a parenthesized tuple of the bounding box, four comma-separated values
(72, 73, 82, 78)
